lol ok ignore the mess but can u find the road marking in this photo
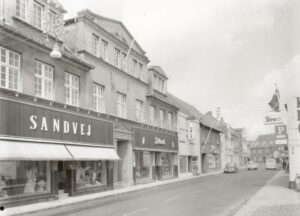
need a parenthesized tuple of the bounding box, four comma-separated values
(121, 208, 148, 216)
(165, 196, 179, 203)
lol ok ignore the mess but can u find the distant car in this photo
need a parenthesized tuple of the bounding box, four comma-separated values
(266, 158, 277, 170)
(224, 163, 239, 173)
(247, 161, 258, 170)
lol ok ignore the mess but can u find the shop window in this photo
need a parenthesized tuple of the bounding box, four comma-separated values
(0, 161, 50, 198)
(161, 152, 173, 178)
(135, 151, 152, 180)
(75, 161, 107, 190)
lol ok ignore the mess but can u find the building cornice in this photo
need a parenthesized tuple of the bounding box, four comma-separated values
(65, 16, 150, 63)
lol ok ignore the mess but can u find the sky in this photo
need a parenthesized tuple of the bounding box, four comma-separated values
(60, 0, 300, 140)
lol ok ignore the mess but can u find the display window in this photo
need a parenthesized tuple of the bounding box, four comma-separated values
(135, 151, 152, 181)
(75, 161, 107, 190)
(0, 161, 51, 198)
(161, 152, 173, 177)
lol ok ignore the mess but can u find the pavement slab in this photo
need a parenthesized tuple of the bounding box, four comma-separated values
(233, 171, 300, 216)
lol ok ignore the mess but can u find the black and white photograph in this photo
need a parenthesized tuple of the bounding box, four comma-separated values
(0, 0, 299, 215)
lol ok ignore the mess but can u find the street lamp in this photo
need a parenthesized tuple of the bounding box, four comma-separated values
(43, 0, 65, 59)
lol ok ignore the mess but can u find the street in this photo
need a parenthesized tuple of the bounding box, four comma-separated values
(24, 168, 277, 216)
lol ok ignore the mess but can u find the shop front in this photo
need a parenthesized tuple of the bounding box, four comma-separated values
(0, 99, 118, 207)
(133, 127, 178, 184)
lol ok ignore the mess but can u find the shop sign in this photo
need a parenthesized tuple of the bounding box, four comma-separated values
(0, 99, 113, 146)
(275, 125, 288, 145)
(133, 127, 178, 151)
(264, 112, 283, 125)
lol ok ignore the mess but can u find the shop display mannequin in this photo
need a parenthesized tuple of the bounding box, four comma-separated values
(24, 167, 37, 193)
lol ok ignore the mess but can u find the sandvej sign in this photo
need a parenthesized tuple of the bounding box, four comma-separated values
(133, 127, 178, 151)
(0, 99, 113, 146)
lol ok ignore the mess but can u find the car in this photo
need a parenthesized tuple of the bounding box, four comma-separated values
(266, 157, 277, 170)
(247, 161, 258, 170)
(224, 163, 239, 173)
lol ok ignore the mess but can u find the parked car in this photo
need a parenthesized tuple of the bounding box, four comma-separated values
(247, 161, 258, 170)
(224, 163, 239, 173)
(266, 157, 277, 170)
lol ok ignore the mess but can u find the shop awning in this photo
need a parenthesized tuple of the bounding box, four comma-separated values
(0, 139, 73, 161)
(66, 145, 120, 161)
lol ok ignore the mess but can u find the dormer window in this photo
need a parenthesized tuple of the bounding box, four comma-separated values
(153, 74, 165, 93)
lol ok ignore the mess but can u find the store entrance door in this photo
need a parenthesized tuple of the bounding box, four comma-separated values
(57, 161, 69, 198)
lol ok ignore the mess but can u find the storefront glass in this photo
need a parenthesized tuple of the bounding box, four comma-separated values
(179, 156, 187, 173)
(161, 152, 173, 178)
(0, 161, 51, 198)
(75, 161, 107, 190)
(135, 151, 152, 180)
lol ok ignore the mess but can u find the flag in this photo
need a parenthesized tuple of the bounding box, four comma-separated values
(268, 87, 280, 112)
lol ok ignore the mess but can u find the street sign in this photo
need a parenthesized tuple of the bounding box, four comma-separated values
(264, 112, 283, 125)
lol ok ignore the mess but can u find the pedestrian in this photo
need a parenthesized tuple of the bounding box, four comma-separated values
(282, 159, 286, 171)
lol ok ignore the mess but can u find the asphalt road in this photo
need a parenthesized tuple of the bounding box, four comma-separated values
(25, 168, 276, 216)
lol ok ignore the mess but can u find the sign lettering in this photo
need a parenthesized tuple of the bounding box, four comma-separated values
(154, 137, 166, 145)
(30, 115, 91, 137)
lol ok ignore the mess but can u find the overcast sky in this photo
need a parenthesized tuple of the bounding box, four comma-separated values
(60, 0, 300, 140)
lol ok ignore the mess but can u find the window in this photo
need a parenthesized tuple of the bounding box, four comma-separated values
(101, 39, 108, 61)
(168, 112, 173, 130)
(92, 34, 99, 57)
(75, 161, 108, 190)
(188, 123, 194, 139)
(135, 100, 143, 123)
(114, 48, 121, 68)
(64, 72, 79, 106)
(132, 59, 137, 77)
(149, 105, 155, 126)
(117, 92, 127, 118)
(159, 109, 165, 128)
(93, 83, 105, 113)
(16, 0, 27, 20)
(33, 1, 43, 29)
(121, 53, 127, 72)
(34, 61, 53, 100)
(0, 161, 51, 198)
(153, 74, 165, 93)
(138, 63, 143, 80)
(135, 151, 152, 181)
(0, 47, 20, 91)
(253, 150, 256, 154)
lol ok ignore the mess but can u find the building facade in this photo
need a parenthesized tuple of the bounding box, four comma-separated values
(249, 134, 288, 163)
(64, 10, 179, 187)
(0, 2, 178, 208)
(234, 128, 249, 167)
(167, 94, 201, 176)
(200, 112, 223, 173)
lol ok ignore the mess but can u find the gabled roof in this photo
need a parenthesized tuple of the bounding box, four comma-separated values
(166, 93, 204, 120)
(149, 66, 168, 79)
(201, 112, 225, 133)
(77, 9, 146, 55)
(250, 133, 276, 148)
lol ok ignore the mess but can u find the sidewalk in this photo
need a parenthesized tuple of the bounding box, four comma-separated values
(1, 170, 222, 216)
(233, 171, 300, 216)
